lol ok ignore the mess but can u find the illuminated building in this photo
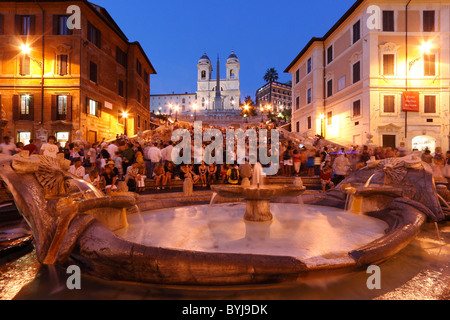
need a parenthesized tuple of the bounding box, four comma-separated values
(285, 0, 450, 152)
(0, 0, 156, 145)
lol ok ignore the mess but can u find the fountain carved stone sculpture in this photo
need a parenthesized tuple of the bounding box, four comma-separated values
(0, 153, 445, 286)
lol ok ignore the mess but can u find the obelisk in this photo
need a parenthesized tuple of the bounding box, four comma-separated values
(214, 55, 223, 110)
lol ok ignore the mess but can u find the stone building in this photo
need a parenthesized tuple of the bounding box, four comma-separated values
(285, 0, 450, 152)
(255, 81, 292, 113)
(0, 0, 156, 146)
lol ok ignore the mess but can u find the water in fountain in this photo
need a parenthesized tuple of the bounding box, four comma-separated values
(252, 163, 264, 188)
(364, 173, 376, 188)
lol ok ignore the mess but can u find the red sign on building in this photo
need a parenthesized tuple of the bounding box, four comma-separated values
(402, 91, 420, 112)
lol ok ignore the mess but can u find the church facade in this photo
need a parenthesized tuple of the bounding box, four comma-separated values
(196, 52, 241, 111)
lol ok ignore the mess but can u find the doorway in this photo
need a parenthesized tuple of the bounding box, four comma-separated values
(382, 135, 396, 149)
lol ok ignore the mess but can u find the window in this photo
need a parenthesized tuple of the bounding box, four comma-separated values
(295, 69, 299, 84)
(16, 15, 35, 35)
(201, 71, 206, 80)
(353, 100, 361, 117)
(0, 14, 4, 35)
(424, 96, 436, 114)
(20, 95, 31, 115)
(424, 54, 436, 76)
(296, 122, 300, 133)
(327, 79, 333, 97)
(327, 111, 333, 126)
(383, 11, 394, 32)
(307, 58, 312, 74)
(230, 69, 235, 78)
(423, 11, 435, 32)
(136, 59, 142, 77)
(327, 46, 333, 64)
(57, 95, 67, 119)
(353, 61, 361, 84)
(144, 70, 149, 85)
(57, 55, 68, 76)
(353, 20, 361, 44)
(118, 80, 124, 97)
(295, 96, 300, 110)
(87, 22, 101, 48)
(384, 95, 395, 113)
(383, 54, 395, 76)
(307, 88, 312, 104)
(137, 115, 141, 128)
(17, 132, 31, 146)
(137, 89, 141, 103)
(116, 47, 127, 67)
(89, 61, 98, 83)
(54, 15, 72, 35)
(20, 55, 30, 75)
(338, 75, 346, 91)
(88, 99, 99, 117)
(307, 116, 312, 130)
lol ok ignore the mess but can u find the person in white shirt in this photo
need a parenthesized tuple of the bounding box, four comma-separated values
(40, 136, 59, 158)
(147, 143, 162, 178)
(83, 170, 100, 189)
(161, 141, 174, 163)
(68, 158, 86, 179)
(0, 136, 17, 155)
(107, 140, 119, 161)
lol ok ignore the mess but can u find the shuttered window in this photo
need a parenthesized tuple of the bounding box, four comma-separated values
(383, 54, 395, 76)
(383, 11, 394, 32)
(424, 96, 436, 114)
(423, 11, 435, 32)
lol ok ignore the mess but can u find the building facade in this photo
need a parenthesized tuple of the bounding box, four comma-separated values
(150, 93, 197, 115)
(285, 0, 450, 152)
(255, 81, 292, 112)
(0, 0, 156, 146)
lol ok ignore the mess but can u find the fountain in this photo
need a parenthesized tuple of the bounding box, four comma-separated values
(0, 152, 448, 287)
(211, 164, 306, 222)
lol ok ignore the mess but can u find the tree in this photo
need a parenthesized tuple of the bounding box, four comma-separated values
(263, 68, 279, 83)
(240, 96, 257, 120)
(263, 68, 279, 107)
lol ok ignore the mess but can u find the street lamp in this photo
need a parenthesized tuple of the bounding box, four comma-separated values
(193, 103, 198, 121)
(319, 114, 325, 138)
(243, 104, 250, 123)
(174, 105, 179, 122)
(122, 111, 129, 136)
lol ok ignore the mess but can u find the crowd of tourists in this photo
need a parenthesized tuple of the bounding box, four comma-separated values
(1, 125, 450, 194)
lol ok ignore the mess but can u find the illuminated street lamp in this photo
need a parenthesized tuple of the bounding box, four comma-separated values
(122, 111, 129, 136)
(174, 105, 179, 121)
(319, 113, 325, 138)
(168, 103, 173, 116)
(243, 104, 250, 123)
(193, 103, 198, 121)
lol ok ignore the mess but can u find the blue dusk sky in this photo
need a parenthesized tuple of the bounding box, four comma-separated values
(92, 0, 357, 99)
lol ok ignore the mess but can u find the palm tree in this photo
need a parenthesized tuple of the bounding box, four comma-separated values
(263, 68, 279, 83)
(263, 68, 279, 107)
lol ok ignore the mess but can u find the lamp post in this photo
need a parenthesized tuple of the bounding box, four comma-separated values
(193, 103, 198, 121)
(21, 44, 44, 126)
(243, 104, 250, 123)
(319, 113, 325, 138)
(174, 105, 179, 122)
(123, 111, 128, 136)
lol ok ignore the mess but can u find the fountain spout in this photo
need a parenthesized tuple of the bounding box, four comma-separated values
(252, 163, 263, 188)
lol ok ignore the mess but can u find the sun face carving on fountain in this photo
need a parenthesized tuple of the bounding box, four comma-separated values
(375, 158, 409, 185)
(11, 151, 72, 198)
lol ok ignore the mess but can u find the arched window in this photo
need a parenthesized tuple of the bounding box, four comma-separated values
(201, 71, 206, 79)
(230, 69, 235, 78)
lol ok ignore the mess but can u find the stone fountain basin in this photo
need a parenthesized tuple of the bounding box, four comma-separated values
(211, 185, 306, 200)
(64, 196, 426, 286)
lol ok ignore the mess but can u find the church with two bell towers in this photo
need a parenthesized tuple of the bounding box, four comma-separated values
(196, 51, 241, 111)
